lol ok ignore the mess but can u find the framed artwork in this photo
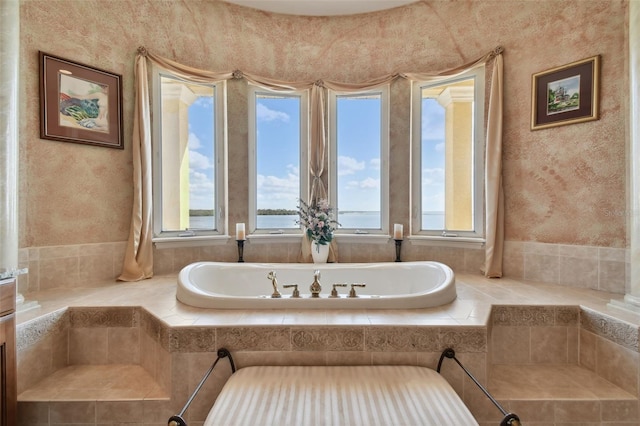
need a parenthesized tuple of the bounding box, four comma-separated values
(39, 51, 124, 149)
(531, 55, 600, 131)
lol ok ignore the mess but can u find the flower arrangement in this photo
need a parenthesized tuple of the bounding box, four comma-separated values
(296, 198, 339, 246)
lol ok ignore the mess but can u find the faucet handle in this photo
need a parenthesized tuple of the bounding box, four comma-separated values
(330, 283, 348, 298)
(283, 284, 300, 298)
(348, 283, 366, 298)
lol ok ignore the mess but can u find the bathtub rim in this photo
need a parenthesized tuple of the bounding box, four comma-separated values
(177, 261, 456, 310)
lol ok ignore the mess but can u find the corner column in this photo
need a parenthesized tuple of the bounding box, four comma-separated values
(437, 86, 474, 231)
(0, 0, 20, 278)
(612, 1, 640, 312)
(625, 0, 640, 308)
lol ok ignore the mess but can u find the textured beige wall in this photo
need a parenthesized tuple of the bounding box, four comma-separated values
(18, 0, 628, 250)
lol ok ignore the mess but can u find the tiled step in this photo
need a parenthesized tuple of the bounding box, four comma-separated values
(17, 364, 170, 425)
(488, 364, 638, 424)
(18, 364, 168, 401)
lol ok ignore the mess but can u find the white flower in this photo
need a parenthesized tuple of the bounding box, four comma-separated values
(296, 199, 339, 245)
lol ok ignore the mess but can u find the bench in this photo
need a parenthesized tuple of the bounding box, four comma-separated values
(203, 365, 478, 426)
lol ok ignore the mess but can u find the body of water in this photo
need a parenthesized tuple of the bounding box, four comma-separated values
(189, 212, 445, 231)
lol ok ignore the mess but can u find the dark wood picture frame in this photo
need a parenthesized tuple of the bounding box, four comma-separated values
(531, 55, 600, 131)
(39, 52, 123, 149)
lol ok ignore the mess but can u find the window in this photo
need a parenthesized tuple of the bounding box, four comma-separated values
(411, 68, 485, 239)
(152, 71, 226, 238)
(328, 88, 389, 234)
(248, 86, 308, 233)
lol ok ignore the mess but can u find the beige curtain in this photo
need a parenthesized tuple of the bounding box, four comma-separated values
(120, 46, 504, 278)
(118, 51, 154, 281)
(300, 83, 331, 262)
(483, 51, 504, 277)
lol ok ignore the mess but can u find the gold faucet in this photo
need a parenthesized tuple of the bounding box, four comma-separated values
(267, 271, 282, 298)
(310, 270, 322, 298)
(348, 283, 366, 298)
(330, 284, 347, 298)
(283, 284, 300, 298)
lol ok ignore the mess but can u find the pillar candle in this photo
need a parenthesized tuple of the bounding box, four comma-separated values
(236, 223, 246, 240)
(393, 224, 403, 240)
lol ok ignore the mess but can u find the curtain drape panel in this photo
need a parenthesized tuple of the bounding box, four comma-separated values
(483, 52, 505, 278)
(118, 52, 154, 281)
(119, 46, 504, 280)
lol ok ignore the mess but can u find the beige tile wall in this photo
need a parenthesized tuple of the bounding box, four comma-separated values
(488, 305, 640, 426)
(490, 305, 580, 365)
(490, 305, 640, 399)
(17, 307, 491, 423)
(18, 304, 640, 425)
(16, 240, 629, 296)
(16, 307, 158, 394)
(579, 307, 640, 396)
(502, 241, 627, 293)
(16, 309, 69, 394)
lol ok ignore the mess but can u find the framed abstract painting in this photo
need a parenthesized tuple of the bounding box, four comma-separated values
(39, 51, 123, 149)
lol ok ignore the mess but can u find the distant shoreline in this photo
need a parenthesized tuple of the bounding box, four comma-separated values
(189, 209, 385, 216)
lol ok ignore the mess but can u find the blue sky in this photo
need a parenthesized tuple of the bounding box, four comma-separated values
(335, 96, 381, 212)
(185, 92, 445, 214)
(187, 96, 216, 210)
(255, 96, 301, 211)
(421, 98, 446, 213)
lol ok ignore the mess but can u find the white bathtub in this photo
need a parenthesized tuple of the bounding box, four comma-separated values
(177, 261, 456, 309)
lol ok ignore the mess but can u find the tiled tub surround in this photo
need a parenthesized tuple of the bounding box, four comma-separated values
(16, 240, 629, 296)
(15, 274, 640, 426)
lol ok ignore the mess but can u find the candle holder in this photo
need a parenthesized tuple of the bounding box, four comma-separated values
(237, 240, 245, 262)
(394, 239, 402, 262)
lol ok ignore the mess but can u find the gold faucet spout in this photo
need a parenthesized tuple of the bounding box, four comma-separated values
(310, 270, 322, 298)
(267, 271, 282, 298)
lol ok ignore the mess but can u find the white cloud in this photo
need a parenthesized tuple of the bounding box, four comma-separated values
(287, 164, 299, 176)
(189, 150, 213, 170)
(189, 170, 215, 209)
(257, 103, 290, 122)
(434, 142, 445, 152)
(188, 132, 203, 150)
(345, 177, 379, 189)
(421, 101, 445, 141)
(422, 167, 444, 186)
(369, 158, 380, 170)
(338, 156, 365, 176)
(422, 191, 444, 211)
(193, 96, 214, 108)
(256, 166, 300, 209)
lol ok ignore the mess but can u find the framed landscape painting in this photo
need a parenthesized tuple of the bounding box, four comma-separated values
(39, 52, 124, 149)
(531, 55, 600, 131)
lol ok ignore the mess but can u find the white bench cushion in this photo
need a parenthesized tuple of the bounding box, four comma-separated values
(205, 365, 478, 426)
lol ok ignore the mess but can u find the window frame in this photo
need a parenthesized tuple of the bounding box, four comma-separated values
(151, 67, 228, 245)
(327, 86, 390, 237)
(410, 67, 486, 243)
(247, 84, 309, 236)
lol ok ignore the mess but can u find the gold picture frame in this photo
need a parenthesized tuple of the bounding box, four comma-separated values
(39, 51, 124, 149)
(531, 55, 600, 131)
